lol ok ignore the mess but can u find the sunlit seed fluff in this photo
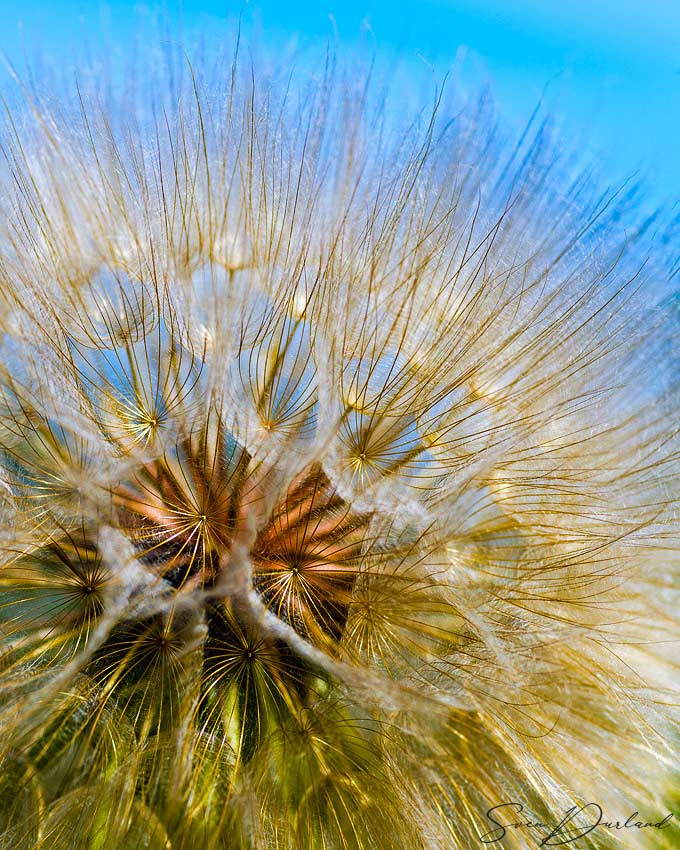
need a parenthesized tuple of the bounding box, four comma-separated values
(0, 38, 678, 850)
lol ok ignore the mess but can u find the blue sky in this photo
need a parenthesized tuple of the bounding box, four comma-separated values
(1, 0, 679, 201)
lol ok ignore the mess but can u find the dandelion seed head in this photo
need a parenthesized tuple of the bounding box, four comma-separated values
(0, 34, 677, 850)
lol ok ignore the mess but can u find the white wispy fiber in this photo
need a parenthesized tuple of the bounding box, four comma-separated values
(0, 36, 677, 850)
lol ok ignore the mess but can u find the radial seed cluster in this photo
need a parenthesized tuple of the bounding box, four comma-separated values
(0, 46, 677, 850)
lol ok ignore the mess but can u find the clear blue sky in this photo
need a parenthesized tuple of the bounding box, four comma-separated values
(1, 0, 679, 201)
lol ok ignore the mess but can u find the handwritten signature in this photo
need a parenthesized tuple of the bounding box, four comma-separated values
(480, 802, 675, 846)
